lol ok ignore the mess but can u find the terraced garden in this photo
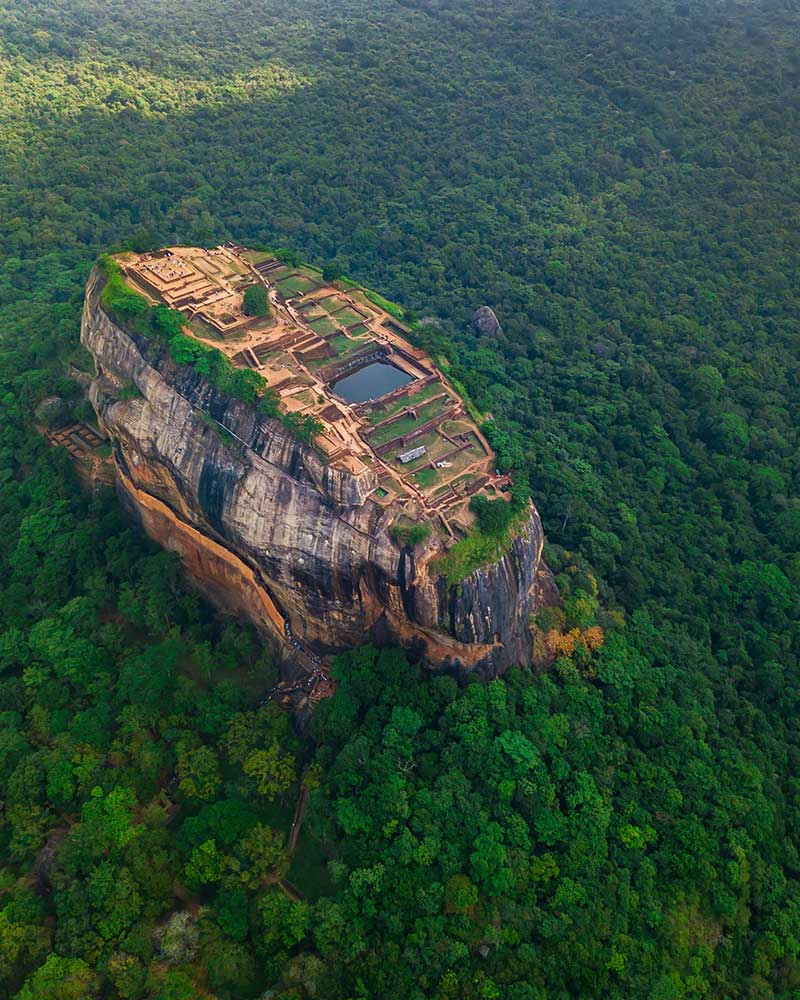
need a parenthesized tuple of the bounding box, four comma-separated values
(330, 306, 366, 327)
(369, 395, 450, 445)
(276, 272, 320, 297)
(309, 315, 340, 336)
(365, 380, 440, 423)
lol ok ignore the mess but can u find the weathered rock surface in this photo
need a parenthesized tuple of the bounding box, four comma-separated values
(82, 269, 553, 676)
(471, 305, 504, 338)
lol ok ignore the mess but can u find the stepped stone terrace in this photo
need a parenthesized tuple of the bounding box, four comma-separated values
(116, 245, 511, 538)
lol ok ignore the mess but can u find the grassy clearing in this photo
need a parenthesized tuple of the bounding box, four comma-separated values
(249, 316, 276, 334)
(383, 319, 410, 337)
(443, 439, 485, 479)
(266, 265, 296, 281)
(318, 294, 345, 314)
(327, 333, 359, 357)
(388, 430, 439, 468)
(276, 274, 318, 297)
(372, 413, 420, 445)
(367, 382, 439, 424)
(414, 467, 438, 488)
(332, 307, 366, 327)
(290, 389, 316, 408)
(370, 396, 448, 445)
(242, 250, 273, 264)
(299, 302, 325, 319)
(305, 333, 363, 370)
(441, 418, 474, 437)
(304, 357, 330, 371)
(309, 315, 340, 336)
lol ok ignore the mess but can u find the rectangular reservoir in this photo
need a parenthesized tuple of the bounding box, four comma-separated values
(332, 361, 413, 403)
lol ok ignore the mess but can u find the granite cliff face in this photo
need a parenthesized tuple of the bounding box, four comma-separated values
(81, 269, 553, 676)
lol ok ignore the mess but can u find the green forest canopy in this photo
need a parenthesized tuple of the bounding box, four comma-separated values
(0, 1, 798, 998)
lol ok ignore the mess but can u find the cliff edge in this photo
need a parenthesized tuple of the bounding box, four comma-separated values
(81, 258, 555, 676)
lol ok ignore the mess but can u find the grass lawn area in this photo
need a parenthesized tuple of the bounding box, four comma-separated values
(348, 322, 369, 337)
(249, 318, 276, 336)
(265, 265, 296, 281)
(447, 473, 475, 494)
(350, 288, 406, 322)
(318, 294, 346, 314)
(371, 412, 421, 445)
(287, 389, 316, 408)
(276, 273, 319, 297)
(299, 302, 325, 319)
(190, 318, 223, 341)
(370, 395, 448, 445)
(331, 306, 366, 327)
(383, 319, 411, 338)
(389, 430, 450, 468)
(196, 256, 247, 279)
(414, 467, 439, 488)
(305, 354, 334, 370)
(314, 333, 364, 363)
(441, 418, 476, 438)
(306, 333, 366, 369)
(288, 827, 336, 900)
(242, 250, 274, 265)
(442, 441, 485, 481)
(309, 315, 340, 336)
(367, 381, 440, 424)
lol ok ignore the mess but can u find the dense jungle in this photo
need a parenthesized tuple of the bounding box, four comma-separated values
(0, 1, 798, 998)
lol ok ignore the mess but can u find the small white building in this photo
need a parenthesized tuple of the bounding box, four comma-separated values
(398, 445, 426, 464)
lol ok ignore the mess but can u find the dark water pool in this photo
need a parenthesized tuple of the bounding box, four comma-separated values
(331, 361, 413, 403)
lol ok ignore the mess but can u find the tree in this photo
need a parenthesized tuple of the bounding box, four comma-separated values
(215, 889, 249, 941)
(242, 744, 295, 800)
(175, 738, 222, 802)
(443, 874, 478, 914)
(470, 494, 514, 536)
(235, 823, 288, 888)
(184, 839, 224, 888)
(689, 364, 724, 400)
(155, 912, 200, 965)
(259, 890, 312, 949)
(281, 411, 324, 444)
(242, 283, 269, 317)
(322, 260, 343, 283)
(15, 954, 98, 1000)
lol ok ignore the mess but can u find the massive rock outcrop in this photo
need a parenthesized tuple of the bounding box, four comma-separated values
(81, 269, 553, 676)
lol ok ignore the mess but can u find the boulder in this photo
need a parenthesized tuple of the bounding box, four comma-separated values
(471, 305, 503, 337)
(34, 396, 66, 427)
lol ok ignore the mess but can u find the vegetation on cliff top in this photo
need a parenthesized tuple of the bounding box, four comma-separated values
(389, 519, 431, 547)
(98, 255, 323, 447)
(436, 496, 531, 586)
